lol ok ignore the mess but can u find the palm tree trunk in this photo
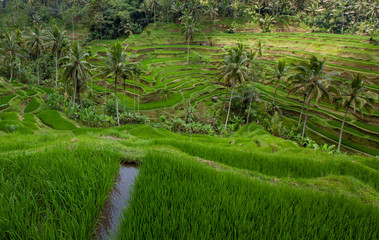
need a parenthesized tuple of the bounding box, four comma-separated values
(73, 76, 77, 107)
(273, 78, 280, 105)
(298, 94, 306, 126)
(302, 98, 311, 138)
(246, 87, 254, 125)
(338, 107, 349, 152)
(223, 87, 228, 112)
(115, 75, 120, 126)
(72, 15, 75, 41)
(187, 35, 190, 64)
(133, 83, 136, 116)
(37, 58, 40, 86)
(10, 63, 13, 83)
(55, 51, 58, 87)
(225, 84, 234, 131)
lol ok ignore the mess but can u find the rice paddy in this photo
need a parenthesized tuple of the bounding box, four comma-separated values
(85, 23, 379, 155)
(0, 124, 378, 239)
(0, 22, 378, 239)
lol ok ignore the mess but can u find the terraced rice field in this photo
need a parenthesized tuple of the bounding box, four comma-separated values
(87, 24, 379, 155)
(1, 124, 378, 239)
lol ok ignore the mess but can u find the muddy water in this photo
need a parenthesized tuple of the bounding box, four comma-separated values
(96, 164, 139, 240)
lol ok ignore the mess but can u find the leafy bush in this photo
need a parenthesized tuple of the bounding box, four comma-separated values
(5, 124, 18, 133)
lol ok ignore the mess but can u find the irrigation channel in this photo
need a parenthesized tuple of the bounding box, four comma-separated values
(96, 163, 139, 240)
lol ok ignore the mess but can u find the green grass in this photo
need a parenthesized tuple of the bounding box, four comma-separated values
(24, 97, 40, 113)
(0, 123, 378, 239)
(117, 150, 378, 239)
(25, 89, 37, 96)
(0, 94, 16, 105)
(0, 139, 119, 239)
(37, 110, 77, 130)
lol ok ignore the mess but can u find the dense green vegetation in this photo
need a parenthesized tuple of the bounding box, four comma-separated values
(0, 1, 378, 239)
(0, 123, 378, 238)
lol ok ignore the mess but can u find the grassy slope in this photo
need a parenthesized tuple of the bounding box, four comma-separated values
(0, 117, 378, 238)
(86, 22, 378, 155)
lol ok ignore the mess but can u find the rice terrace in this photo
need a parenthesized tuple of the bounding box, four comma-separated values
(0, 0, 379, 239)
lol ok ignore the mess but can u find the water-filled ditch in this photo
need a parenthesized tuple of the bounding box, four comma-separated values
(96, 163, 139, 240)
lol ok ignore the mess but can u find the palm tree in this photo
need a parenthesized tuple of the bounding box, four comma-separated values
(218, 44, 249, 131)
(271, 59, 289, 106)
(180, 16, 200, 64)
(246, 50, 263, 124)
(335, 74, 377, 152)
(48, 25, 67, 87)
(150, 0, 161, 23)
(161, 87, 170, 115)
(204, 3, 218, 26)
(62, 43, 92, 107)
(254, 40, 264, 58)
(26, 25, 47, 86)
(0, 32, 22, 82)
(97, 42, 136, 126)
(289, 56, 336, 138)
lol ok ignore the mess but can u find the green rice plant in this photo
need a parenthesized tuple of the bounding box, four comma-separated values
(37, 110, 77, 130)
(154, 139, 379, 190)
(24, 97, 40, 113)
(0, 94, 16, 105)
(307, 123, 379, 156)
(0, 141, 120, 239)
(117, 150, 379, 239)
(25, 89, 37, 96)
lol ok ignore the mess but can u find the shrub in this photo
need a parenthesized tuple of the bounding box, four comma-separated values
(5, 124, 18, 133)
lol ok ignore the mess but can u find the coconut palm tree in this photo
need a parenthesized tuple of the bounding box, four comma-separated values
(150, 0, 161, 23)
(161, 87, 170, 115)
(97, 42, 136, 126)
(180, 16, 200, 64)
(335, 74, 377, 152)
(271, 59, 289, 106)
(0, 32, 22, 82)
(25, 25, 47, 86)
(218, 43, 249, 131)
(204, 3, 218, 25)
(48, 25, 67, 87)
(289, 56, 336, 138)
(246, 50, 264, 124)
(62, 43, 92, 107)
(254, 40, 264, 58)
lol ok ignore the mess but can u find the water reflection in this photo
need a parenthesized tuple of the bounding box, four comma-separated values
(96, 164, 139, 240)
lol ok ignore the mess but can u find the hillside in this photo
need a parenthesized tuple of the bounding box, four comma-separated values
(0, 77, 378, 239)
(84, 23, 379, 156)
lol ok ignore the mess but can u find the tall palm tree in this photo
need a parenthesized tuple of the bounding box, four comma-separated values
(49, 25, 67, 87)
(271, 59, 289, 106)
(161, 87, 170, 115)
(26, 25, 47, 86)
(289, 56, 336, 138)
(254, 40, 264, 58)
(150, 0, 161, 23)
(97, 42, 136, 126)
(246, 49, 263, 124)
(180, 16, 200, 64)
(62, 43, 92, 107)
(204, 3, 218, 25)
(0, 32, 22, 82)
(218, 44, 249, 131)
(335, 74, 377, 152)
